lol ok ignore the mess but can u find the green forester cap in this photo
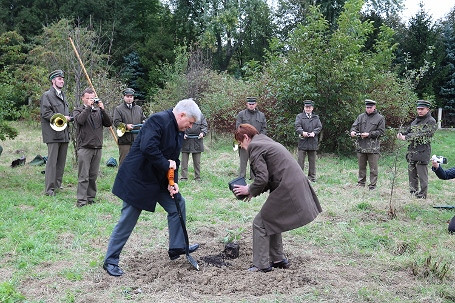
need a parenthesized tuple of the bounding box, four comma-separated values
(304, 100, 314, 106)
(49, 70, 64, 81)
(416, 100, 431, 108)
(123, 88, 135, 96)
(246, 97, 257, 103)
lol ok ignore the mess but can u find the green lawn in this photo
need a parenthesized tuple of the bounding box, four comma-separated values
(1, 122, 455, 302)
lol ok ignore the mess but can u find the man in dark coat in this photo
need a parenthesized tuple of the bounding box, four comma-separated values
(350, 99, 385, 190)
(113, 88, 146, 166)
(295, 100, 322, 182)
(103, 98, 202, 277)
(73, 88, 112, 207)
(236, 97, 267, 179)
(233, 124, 322, 272)
(397, 100, 437, 199)
(180, 113, 208, 181)
(40, 69, 72, 196)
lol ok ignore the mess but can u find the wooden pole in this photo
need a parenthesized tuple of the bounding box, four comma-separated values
(68, 36, 118, 145)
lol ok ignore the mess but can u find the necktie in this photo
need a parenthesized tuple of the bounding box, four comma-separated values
(128, 104, 132, 109)
(57, 92, 62, 99)
(307, 113, 311, 119)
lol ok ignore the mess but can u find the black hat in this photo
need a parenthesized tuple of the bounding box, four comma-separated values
(416, 100, 431, 108)
(49, 70, 64, 81)
(304, 100, 314, 106)
(365, 99, 376, 106)
(123, 88, 135, 96)
(246, 97, 257, 104)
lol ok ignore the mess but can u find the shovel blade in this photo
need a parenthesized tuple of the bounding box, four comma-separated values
(187, 254, 199, 270)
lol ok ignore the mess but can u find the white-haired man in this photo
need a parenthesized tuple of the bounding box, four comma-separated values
(103, 98, 201, 276)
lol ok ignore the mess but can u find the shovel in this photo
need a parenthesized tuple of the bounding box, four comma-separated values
(168, 168, 199, 270)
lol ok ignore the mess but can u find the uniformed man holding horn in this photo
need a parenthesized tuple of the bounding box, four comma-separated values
(40, 69, 72, 196)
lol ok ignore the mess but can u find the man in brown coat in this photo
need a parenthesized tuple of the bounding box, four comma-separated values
(73, 88, 112, 207)
(295, 100, 322, 182)
(113, 88, 146, 166)
(350, 99, 385, 190)
(180, 113, 208, 181)
(233, 124, 322, 272)
(397, 100, 437, 199)
(235, 97, 267, 179)
(40, 69, 72, 196)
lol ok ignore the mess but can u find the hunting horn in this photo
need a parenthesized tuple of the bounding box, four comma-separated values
(50, 113, 68, 131)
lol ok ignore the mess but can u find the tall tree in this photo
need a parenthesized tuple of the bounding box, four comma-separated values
(440, 22, 455, 125)
(397, 2, 445, 99)
(263, 0, 415, 152)
(195, 0, 274, 72)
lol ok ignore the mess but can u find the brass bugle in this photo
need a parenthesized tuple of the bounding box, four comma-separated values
(50, 113, 68, 131)
(116, 123, 143, 137)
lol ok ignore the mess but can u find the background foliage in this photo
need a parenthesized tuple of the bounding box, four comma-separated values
(1, 0, 455, 151)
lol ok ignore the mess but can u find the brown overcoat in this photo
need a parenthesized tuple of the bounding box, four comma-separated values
(247, 134, 322, 235)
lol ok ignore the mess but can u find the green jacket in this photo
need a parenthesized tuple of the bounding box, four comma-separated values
(402, 112, 437, 164)
(181, 114, 208, 153)
(40, 87, 70, 144)
(236, 109, 267, 134)
(350, 110, 385, 154)
(295, 112, 322, 151)
(113, 102, 146, 145)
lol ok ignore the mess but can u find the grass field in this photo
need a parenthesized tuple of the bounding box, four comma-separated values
(1, 121, 455, 302)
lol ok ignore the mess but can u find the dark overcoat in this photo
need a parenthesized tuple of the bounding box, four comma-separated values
(247, 134, 322, 235)
(236, 109, 267, 134)
(295, 113, 322, 151)
(112, 109, 182, 211)
(113, 102, 146, 145)
(40, 87, 70, 143)
(181, 114, 208, 153)
(350, 110, 385, 154)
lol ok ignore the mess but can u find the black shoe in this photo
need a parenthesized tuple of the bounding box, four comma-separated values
(168, 243, 200, 260)
(103, 263, 124, 276)
(271, 259, 290, 269)
(248, 266, 273, 273)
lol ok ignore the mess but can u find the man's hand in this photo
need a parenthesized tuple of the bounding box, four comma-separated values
(168, 183, 179, 198)
(233, 184, 252, 201)
(168, 160, 176, 170)
(432, 159, 440, 169)
(397, 133, 406, 141)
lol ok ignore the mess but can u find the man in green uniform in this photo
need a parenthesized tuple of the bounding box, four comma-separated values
(397, 100, 437, 199)
(235, 97, 267, 179)
(295, 100, 322, 182)
(350, 99, 385, 190)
